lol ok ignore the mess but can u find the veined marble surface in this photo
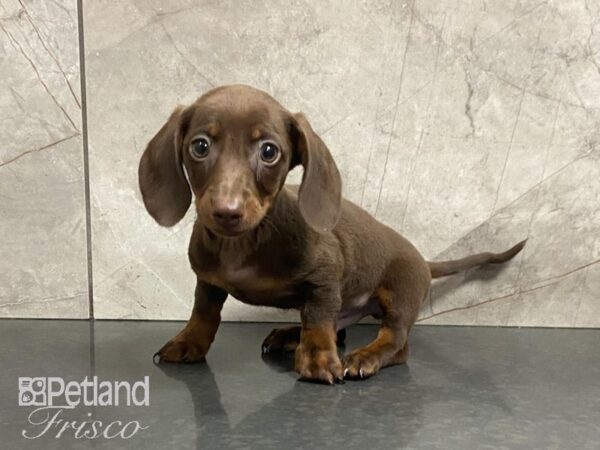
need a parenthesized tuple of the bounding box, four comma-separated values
(0, 0, 88, 318)
(2, 1, 598, 326)
(84, 0, 600, 325)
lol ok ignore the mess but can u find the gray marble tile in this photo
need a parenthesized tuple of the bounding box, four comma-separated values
(0, 0, 88, 318)
(575, 264, 600, 328)
(84, 0, 600, 326)
(506, 269, 586, 327)
(3, 321, 600, 449)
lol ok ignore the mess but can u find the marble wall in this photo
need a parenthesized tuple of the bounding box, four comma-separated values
(1, 0, 598, 326)
(0, 0, 88, 318)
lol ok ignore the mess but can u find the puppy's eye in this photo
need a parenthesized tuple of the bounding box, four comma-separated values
(190, 137, 210, 160)
(260, 142, 280, 164)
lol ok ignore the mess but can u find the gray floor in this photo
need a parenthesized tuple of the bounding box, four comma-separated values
(0, 321, 599, 449)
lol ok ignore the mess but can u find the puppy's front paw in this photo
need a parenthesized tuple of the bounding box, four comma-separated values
(154, 337, 208, 363)
(295, 344, 344, 384)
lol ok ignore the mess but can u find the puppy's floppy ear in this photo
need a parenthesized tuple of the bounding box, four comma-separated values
(289, 112, 342, 233)
(138, 106, 192, 227)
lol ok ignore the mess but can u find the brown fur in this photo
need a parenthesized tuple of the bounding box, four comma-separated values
(140, 85, 526, 383)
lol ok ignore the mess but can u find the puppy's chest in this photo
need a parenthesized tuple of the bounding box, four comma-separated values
(199, 260, 298, 306)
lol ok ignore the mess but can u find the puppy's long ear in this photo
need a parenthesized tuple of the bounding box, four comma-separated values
(289, 113, 342, 233)
(138, 106, 192, 227)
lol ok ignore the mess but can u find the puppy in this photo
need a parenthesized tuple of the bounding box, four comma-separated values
(139, 85, 525, 383)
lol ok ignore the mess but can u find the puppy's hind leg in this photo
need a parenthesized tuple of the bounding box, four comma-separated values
(342, 261, 430, 379)
(262, 326, 301, 353)
(262, 326, 346, 354)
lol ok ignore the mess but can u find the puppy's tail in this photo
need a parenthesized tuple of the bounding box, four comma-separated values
(428, 239, 527, 279)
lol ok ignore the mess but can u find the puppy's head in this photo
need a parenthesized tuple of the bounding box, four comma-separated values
(138, 85, 341, 237)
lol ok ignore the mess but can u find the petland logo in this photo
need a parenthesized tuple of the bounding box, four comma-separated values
(18, 376, 150, 440)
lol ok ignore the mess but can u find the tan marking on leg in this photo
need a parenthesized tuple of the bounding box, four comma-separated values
(294, 322, 343, 384)
(343, 287, 410, 379)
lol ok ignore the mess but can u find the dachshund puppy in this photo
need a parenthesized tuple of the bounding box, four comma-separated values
(139, 85, 525, 383)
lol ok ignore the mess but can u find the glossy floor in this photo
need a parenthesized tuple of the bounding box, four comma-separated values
(0, 321, 598, 449)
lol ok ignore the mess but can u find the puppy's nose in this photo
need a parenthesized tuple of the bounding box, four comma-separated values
(213, 199, 243, 228)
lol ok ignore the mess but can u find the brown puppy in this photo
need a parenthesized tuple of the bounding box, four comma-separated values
(139, 85, 525, 383)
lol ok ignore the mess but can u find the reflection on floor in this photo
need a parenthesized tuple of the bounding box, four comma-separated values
(0, 321, 599, 449)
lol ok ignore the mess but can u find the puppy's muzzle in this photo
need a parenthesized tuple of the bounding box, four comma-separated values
(212, 198, 243, 231)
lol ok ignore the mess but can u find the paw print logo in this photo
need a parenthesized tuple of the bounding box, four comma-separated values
(18, 377, 46, 406)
